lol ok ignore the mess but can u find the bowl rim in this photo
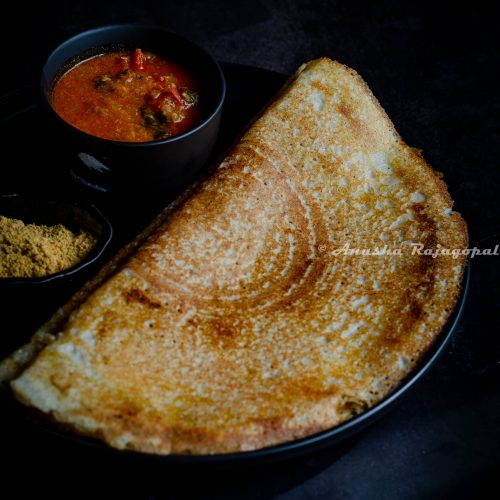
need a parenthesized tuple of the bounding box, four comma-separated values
(0, 193, 113, 285)
(40, 23, 226, 148)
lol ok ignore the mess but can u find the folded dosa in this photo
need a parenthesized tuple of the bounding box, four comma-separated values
(1, 58, 468, 454)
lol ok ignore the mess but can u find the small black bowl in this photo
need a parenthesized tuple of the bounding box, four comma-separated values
(0, 194, 112, 285)
(40, 24, 226, 194)
(0, 194, 113, 355)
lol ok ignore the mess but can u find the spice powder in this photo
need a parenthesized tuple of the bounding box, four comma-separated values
(0, 215, 97, 279)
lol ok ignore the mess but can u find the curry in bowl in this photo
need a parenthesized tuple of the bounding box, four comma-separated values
(40, 24, 225, 192)
(51, 48, 202, 142)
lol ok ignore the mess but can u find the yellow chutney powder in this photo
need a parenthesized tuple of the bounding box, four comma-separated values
(0, 215, 97, 279)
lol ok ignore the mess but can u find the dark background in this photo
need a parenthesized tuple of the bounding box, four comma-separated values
(0, 1, 499, 498)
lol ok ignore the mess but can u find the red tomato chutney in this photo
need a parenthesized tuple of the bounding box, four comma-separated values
(51, 49, 203, 142)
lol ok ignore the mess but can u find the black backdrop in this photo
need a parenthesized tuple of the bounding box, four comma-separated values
(0, 1, 499, 498)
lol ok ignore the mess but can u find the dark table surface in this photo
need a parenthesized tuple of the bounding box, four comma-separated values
(0, 1, 498, 498)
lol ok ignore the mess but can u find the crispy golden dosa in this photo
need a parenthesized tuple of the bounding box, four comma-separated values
(1, 59, 468, 454)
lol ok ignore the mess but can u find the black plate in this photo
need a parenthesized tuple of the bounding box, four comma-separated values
(0, 63, 470, 467)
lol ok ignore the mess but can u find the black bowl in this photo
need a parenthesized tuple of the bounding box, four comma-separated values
(0, 194, 113, 285)
(0, 194, 113, 355)
(40, 24, 226, 194)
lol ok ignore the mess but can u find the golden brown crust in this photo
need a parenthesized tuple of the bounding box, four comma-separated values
(2, 58, 468, 454)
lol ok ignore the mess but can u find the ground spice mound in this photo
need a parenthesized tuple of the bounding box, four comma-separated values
(0, 215, 97, 278)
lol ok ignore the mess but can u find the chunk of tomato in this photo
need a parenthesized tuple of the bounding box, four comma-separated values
(131, 48, 146, 71)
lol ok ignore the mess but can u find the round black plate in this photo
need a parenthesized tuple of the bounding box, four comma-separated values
(0, 63, 470, 467)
